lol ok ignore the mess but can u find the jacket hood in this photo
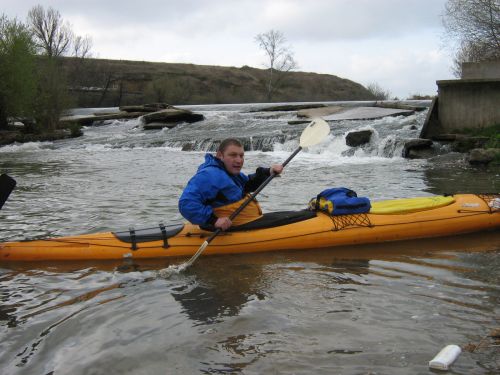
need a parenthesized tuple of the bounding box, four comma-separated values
(197, 153, 225, 172)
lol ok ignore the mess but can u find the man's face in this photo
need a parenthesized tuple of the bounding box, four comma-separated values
(217, 145, 244, 175)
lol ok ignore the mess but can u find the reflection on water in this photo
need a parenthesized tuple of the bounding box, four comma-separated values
(0, 233, 499, 374)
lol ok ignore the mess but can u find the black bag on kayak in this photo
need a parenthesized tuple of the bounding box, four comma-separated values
(308, 187, 371, 216)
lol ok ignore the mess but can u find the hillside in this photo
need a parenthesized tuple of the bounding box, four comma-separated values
(60, 57, 376, 107)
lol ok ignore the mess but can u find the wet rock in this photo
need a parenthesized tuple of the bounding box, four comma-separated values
(324, 107, 414, 121)
(0, 129, 75, 146)
(402, 138, 433, 158)
(452, 136, 490, 153)
(468, 148, 499, 165)
(119, 103, 171, 113)
(60, 112, 144, 126)
(182, 143, 194, 151)
(251, 103, 326, 112)
(143, 122, 179, 130)
(346, 130, 372, 147)
(297, 106, 345, 118)
(288, 119, 310, 125)
(142, 108, 204, 124)
(431, 134, 464, 142)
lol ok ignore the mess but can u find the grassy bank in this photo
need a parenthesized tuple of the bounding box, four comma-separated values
(451, 123, 500, 165)
(457, 123, 500, 148)
(60, 57, 376, 107)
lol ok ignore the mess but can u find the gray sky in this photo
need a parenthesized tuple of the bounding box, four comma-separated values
(4, 0, 454, 99)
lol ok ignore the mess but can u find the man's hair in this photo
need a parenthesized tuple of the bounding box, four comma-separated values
(217, 138, 243, 153)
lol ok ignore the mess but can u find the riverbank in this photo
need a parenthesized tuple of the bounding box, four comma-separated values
(0, 126, 82, 146)
(59, 56, 375, 107)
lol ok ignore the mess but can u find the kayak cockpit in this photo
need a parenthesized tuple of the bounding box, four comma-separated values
(228, 210, 317, 231)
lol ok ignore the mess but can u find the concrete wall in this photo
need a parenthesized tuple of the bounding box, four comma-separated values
(421, 79, 500, 138)
(462, 61, 500, 79)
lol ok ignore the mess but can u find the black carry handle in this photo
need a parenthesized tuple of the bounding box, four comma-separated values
(0, 174, 16, 210)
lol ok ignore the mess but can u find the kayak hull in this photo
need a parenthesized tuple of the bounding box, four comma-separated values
(1, 194, 499, 262)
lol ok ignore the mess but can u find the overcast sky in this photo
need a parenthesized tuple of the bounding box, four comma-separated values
(4, 0, 455, 99)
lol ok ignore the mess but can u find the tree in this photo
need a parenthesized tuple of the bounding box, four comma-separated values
(145, 76, 194, 104)
(27, 5, 93, 59)
(34, 58, 72, 131)
(27, 5, 73, 57)
(255, 29, 298, 101)
(442, 0, 500, 77)
(366, 82, 391, 100)
(27, 5, 93, 131)
(0, 15, 37, 130)
(72, 35, 92, 59)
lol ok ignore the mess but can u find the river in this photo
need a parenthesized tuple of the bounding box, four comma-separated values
(0, 102, 499, 374)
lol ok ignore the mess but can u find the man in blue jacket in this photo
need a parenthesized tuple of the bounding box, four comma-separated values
(179, 138, 283, 230)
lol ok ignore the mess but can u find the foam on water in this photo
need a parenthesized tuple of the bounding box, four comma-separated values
(0, 141, 53, 153)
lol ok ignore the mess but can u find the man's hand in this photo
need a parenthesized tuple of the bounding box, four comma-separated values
(270, 164, 284, 176)
(214, 217, 232, 231)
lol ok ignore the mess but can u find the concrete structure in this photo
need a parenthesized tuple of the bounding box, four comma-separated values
(462, 61, 500, 79)
(420, 61, 500, 139)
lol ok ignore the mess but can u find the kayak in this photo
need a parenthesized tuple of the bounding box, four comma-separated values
(1, 194, 498, 262)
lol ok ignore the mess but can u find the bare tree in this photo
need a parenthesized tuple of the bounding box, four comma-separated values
(451, 39, 494, 76)
(442, 0, 500, 76)
(72, 35, 93, 59)
(255, 30, 298, 101)
(26, 5, 94, 131)
(27, 5, 73, 57)
(366, 82, 391, 100)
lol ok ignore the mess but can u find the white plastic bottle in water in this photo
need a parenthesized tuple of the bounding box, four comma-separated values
(429, 344, 462, 370)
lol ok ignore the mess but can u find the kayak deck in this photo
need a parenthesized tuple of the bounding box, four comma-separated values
(1, 194, 498, 261)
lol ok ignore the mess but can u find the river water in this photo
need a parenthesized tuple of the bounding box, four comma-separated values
(0, 102, 499, 374)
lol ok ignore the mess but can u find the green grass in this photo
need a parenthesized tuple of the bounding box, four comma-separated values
(455, 123, 500, 148)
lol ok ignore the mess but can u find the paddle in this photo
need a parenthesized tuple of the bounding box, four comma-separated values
(179, 117, 330, 270)
(0, 174, 16, 210)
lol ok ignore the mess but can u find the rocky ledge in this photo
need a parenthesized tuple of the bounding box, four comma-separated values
(343, 129, 499, 165)
(0, 103, 205, 147)
(0, 128, 79, 146)
(60, 103, 205, 129)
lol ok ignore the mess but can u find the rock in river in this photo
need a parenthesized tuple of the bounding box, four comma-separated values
(402, 138, 433, 158)
(141, 108, 204, 125)
(468, 148, 499, 165)
(346, 130, 373, 147)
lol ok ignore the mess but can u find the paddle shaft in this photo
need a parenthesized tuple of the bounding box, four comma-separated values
(181, 118, 329, 268)
(205, 145, 302, 244)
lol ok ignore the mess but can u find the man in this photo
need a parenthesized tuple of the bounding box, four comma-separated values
(179, 138, 283, 230)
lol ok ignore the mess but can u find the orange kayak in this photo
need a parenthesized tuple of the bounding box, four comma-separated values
(1, 194, 498, 262)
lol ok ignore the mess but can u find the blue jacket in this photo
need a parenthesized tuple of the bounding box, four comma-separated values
(179, 153, 270, 225)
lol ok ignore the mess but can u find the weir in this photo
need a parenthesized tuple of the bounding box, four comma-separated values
(421, 61, 500, 139)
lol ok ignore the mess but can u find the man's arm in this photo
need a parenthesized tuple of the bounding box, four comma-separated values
(244, 164, 283, 193)
(178, 172, 218, 225)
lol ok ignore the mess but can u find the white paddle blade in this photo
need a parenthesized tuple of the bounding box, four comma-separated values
(299, 118, 330, 148)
